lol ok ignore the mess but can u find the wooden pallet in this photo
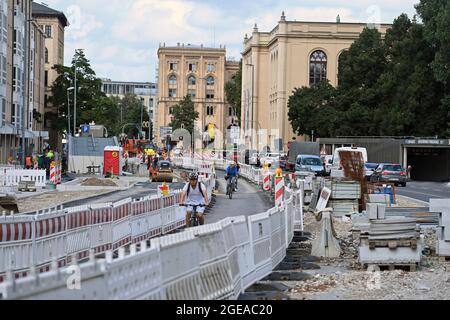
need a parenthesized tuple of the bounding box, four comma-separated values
(367, 239, 418, 250)
(366, 263, 418, 272)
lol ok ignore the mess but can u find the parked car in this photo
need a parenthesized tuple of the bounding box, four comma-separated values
(370, 164, 407, 187)
(261, 153, 281, 168)
(365, 163, 379, 181)
(279, 154, 288, 170)
(249, 153, 260, 166)
(295, 155, 325, 176)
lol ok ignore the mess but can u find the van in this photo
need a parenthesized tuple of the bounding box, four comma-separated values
(331, 147, 368, 178)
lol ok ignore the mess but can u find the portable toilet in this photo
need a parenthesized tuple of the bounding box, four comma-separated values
(104, 146, 122, 176)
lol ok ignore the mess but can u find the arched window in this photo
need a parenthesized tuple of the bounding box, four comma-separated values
(206, 76, 215, 86)
(309, 50, 327, 86)
(168, 75, 177, 86)
(188, 75, 196, 86)
(45, 47, 49, 63)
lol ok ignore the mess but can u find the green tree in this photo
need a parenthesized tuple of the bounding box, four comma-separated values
(225, 61, 242, 123)
(287, 81, 337, 139)
(169, 96, 199, 134)
(119, 94, 151, 139)
(416, 0, 450, 135)
(50, 49, 107, 135)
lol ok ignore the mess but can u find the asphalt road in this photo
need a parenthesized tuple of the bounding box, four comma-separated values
(397, 181, 450, 203)
(206, 171, 273, 224)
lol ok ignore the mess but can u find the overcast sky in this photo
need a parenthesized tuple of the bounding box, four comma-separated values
(42, 0, 419, 83)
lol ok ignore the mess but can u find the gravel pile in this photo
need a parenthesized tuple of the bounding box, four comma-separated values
(81, 178, 118, 187)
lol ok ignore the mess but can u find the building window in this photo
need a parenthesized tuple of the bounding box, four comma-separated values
(169, 62, 177, 71)
(169, 106, 175, 114)
(229, 107, 236, 117)
(188, 89, 196, 99)
(188, 63, 197, 72)
(206, 76, 215, 86)
(45, 47, 49, 63)
(45, 25, 52, 38)
(206, 106, 215, 116)
(309, 50, 327, 86)
(168, 88, 177, 98)
(45, 70, 48, 87)
(188, 75, 196, 86)
(207, 63, 215, 73)
(206, 90, 215, 100)
(168, 75, 177, 86)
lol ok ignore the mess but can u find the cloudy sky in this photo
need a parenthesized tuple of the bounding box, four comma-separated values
(42, 0, 419, 83)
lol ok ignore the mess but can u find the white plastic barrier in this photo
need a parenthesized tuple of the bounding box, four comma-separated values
(0, 187, 199, 281)
(1, 170, 46, 187)
(0, 188, 302, 300)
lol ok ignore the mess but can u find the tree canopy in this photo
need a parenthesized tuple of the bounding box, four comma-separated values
(169, 96, 199, 134)
(288, 5, 450, 139)
(225, 61, 242, 123)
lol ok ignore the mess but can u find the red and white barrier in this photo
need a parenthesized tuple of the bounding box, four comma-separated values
(275, 177, 285, 208)
(263, 173, 271, 191)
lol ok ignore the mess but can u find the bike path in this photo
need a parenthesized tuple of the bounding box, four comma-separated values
(206, 171, 273, 224)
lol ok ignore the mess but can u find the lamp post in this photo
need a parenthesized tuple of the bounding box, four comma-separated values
(246, 63, 255, 150)
(67, 87, 74, 136)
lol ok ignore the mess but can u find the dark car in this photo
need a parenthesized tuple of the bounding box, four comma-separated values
(370, 164, 407, 187)
(279, 155, 288, 170)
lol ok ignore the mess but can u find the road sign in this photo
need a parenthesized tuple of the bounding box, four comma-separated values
(81, 125, 90, 134)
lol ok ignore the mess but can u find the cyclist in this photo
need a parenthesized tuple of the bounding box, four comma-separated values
(180, 172, 209, 227)
(225, 162, 238, 192)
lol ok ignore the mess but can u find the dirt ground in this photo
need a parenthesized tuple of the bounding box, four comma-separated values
(17, 190, 113, 213)
(286, 201, 450, 300)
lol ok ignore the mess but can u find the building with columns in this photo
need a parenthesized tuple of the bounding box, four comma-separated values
(241, 12, 391, 152)
(156, 43, 239, 146)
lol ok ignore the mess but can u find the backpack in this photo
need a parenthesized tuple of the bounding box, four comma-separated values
(186, 182, 205, 198)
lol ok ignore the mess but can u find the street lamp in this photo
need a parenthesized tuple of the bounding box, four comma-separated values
(246, 63, 256, 150)
(67, 87, 74, 136)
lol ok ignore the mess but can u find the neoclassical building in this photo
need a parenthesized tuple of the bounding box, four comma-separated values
(241, 12, 391, 151)
(156, 44, 239, 145)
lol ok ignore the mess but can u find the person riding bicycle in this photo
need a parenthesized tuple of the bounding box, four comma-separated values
(225, 162, 239, 192)
(180, 172, 209, 227)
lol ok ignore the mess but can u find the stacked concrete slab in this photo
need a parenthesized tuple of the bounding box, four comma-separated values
(359, 203, 423, 269)
(430, 199, 450, 257)
(324, 180, 361, 217)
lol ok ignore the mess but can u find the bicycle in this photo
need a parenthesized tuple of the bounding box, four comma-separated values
(226, 176, 237, 200)
(180, 204, 206, 227)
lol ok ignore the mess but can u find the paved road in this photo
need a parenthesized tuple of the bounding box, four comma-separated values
(206, 171, 273, 224)
(397, 181, 450, 203)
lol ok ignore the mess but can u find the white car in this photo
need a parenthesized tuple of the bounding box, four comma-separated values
(262, 153, 281, 168)
(249, 153, 259, 166)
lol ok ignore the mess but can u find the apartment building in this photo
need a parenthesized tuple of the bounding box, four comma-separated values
(0, 0, 47, 163)
(157, 43, 239, 145)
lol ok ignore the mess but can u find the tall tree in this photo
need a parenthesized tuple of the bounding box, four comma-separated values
(288, 81, 337, 139)
(50, 49, 107, 135)
(225, 61, 242, 123)
(120, 94, 151, 139)
(169, 96, 199, 134)
(416, 0, 450, 134)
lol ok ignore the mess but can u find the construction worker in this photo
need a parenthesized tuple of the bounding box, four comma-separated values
(25, 156, 32, 169)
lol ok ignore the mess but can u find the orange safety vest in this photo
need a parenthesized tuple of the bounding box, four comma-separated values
(26, 157, 32, 167)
